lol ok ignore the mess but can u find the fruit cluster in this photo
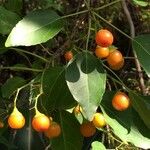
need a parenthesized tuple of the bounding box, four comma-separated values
(6, 107, 61, 139)
(74, 90, 130, 138)
(73, 105, 106, 137)
(64, 29, 124, 71)
(95, 29, 124, 70)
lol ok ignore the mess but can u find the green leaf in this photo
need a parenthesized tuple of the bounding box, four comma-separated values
(132, 0, 148, 7)
(1, 77, 26, 98)
(129, 92, 150, 129)
(0, 6, 20, 34)
(132, 34, 150, 77)
(51, 110, 83, 150)
(5, 9, 64, 47)
(5, 0, 22, 14)
(42, 67, 76, 111)
(91, 141, 106, 150)
(66, 52, 106, 120)
(101, 92, 150, 149)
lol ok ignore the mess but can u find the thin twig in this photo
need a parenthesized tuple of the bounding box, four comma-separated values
(121, 0, 146, 95)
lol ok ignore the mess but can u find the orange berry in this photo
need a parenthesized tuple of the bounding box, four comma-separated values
(80, 122, 96, 137)
(112, 92, 130, 111)
(44, 121, 61, 138)
(92, 113, 106, 128)
(8, 107, 25, 129)
(32, 112, 50, 132)
(64, 51, 73, 61)
(107, 50, 124, 70)
(95, 46, 109, 59)
(95, 29, 114, 47)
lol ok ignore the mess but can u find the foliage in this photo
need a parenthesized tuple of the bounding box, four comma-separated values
(0, 0, 150, 150)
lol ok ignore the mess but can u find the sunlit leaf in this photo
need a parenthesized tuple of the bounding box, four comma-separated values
(132, 0, 148, 7)
(91, 141, 106, 150)
(66, 52, 106, 120)
(5, 9, 64, 47)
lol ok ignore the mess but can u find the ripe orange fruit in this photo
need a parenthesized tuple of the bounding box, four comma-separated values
(0, 121, 4, 128)
(80, 122, 96, 137)
(64, 51, 73, 61)
(32, 112, 50, 132)
(8, 107, 25, 129)
(92, 113, 106, 128)
(44, 121, 61, 138)
(107, 50, 124, 70)
(95, 29, 114, 47)
(73, 105, 82, 115)
(112, 92, 130, 111)
(95, 46, 109, 59)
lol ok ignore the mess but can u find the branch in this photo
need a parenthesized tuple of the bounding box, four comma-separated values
(121, 0, 146, 95)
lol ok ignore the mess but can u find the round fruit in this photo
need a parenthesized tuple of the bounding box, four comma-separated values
(92, 113, 106, 128)
(64, 51, 73, 61)
(80, 122, 96, 137)
(95, 29, 114, 47)
(107, 50, 124, 70)
(32, 112, 50, 132)
(0, 121, 4, 128)
(73, 105, 82, 115)
(44, 122, 61, 138)
(95, 46, 109, 59)
(112, 92, 130, 111)
(8, 107, 25, 129)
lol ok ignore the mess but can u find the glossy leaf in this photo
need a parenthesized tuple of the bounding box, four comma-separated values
(0, 6, 20, 34)
(1, 77, 26, 98)
(51, 110, 83, 150)
(101, 92, 150, 149)
(5, 9, 64, 47)
(91, 141, 106, 150)
(132, 34, 150, 77)
(129, 92, 150, 129)
(42, 67, 76, 111)
(66, 52, 106, 120)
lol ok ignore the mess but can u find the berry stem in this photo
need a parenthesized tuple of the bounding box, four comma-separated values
(34, 93, 42, 114)
(13, 82, 31, 108)
(11, 48, 49, 63)
(0, 66, 42, 72)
